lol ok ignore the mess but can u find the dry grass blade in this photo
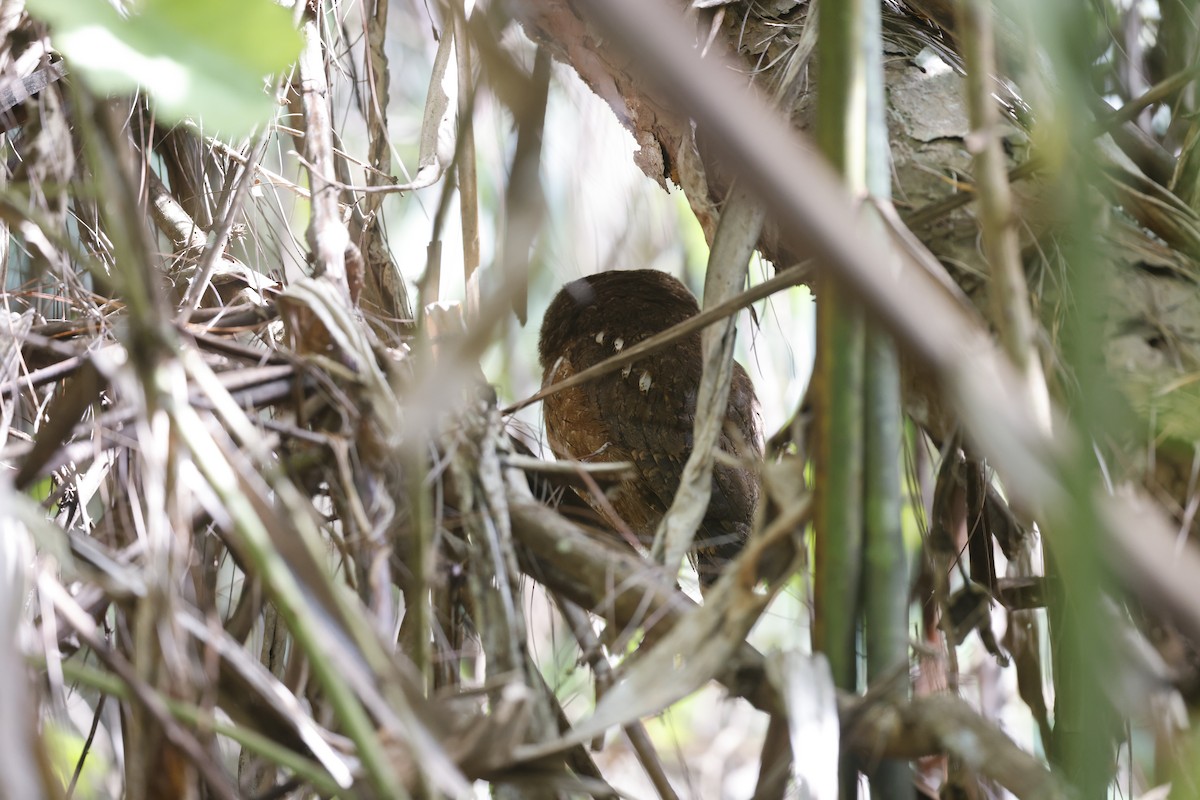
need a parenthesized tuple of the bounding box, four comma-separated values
(652, 183, 764, 573)
(292, 18, 351, 296)
(173, 611, 355, 785)
(400, 18, 457, 193)
(13, 358, 104, 489)
(0, 310, 32, 447)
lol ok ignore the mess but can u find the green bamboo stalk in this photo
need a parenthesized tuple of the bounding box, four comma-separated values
(812, 172, 866, 677)
(814, 2, 867, 796)
(812, 232, 865, 792)
(863, 325, 909, 800)
(1003, 1, 1115, 794)
(860, 2, 911, 798)
(957, 0, 1049, 427)
(1045, 157, 1116, 799)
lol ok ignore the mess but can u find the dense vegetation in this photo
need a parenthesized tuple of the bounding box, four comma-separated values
(2, 0, 1200, 797)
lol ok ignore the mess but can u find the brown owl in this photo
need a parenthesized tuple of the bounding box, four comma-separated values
(537, 269, 763, 586)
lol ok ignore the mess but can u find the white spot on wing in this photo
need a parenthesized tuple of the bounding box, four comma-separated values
(639, 372, 652, 392)
(613, 337, 624, 352)
(621, 365, 632, 378)
(549, 356, 570, 384)
(595, 331, 605, 344)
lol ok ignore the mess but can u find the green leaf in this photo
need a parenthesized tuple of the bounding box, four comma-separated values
(44, 721, 109, 799)
(27, 0, 301, 136)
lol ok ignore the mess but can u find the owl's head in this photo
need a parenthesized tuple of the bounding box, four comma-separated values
(538, 269, 700, 371)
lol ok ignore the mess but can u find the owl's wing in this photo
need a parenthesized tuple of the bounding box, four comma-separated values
(628, 358, 760, 585)
(541, 349, 664, 544)
(542, 352, 619, 464)
(586, 345, 696, 520)
(543, 340, 761, 586)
